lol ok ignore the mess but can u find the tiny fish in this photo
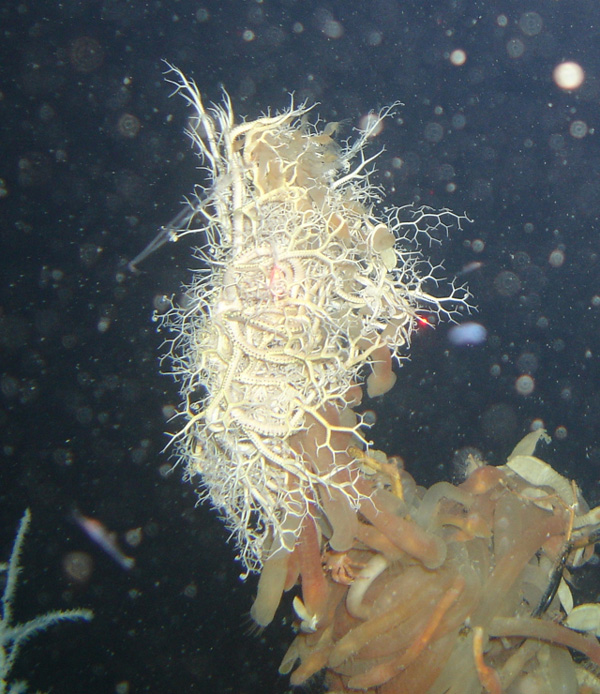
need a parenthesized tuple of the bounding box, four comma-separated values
(73, 510, 135, 571)
(457, 260, 484, 277)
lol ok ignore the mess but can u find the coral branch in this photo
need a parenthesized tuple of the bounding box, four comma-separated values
(0, 510, 92, 694)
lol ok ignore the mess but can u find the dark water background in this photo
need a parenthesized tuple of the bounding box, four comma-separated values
(1, 1, 600, 692)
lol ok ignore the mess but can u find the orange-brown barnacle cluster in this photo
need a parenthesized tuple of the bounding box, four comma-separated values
(279, 446, 600, 694)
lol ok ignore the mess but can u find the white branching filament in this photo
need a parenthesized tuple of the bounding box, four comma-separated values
(161, 65, 470, 574)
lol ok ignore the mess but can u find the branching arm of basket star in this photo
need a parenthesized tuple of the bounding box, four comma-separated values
(159, 64, 471, 599)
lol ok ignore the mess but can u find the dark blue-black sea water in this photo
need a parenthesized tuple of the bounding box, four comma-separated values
(2, 1, 600, 693)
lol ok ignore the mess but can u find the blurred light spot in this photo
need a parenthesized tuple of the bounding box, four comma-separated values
(506, 38, 525, 59)
(424, 122, 444, 143)
(553, 61, 585, 91)
(548, 248, 565, 268)
(515, 374, 535, 396)
(516, 352, 538, 374)
(183, 582, 198, 598)
(519, 12, 543, 36)
(153, 294, 171, 313)
(549, 133, 566, 151)
(125, 527, 143, 547)
(316, 9, 344, 39)
(63, 551, 94, 584)
(555, 425, 568, 440)
(162, 404, 177, 420)
(359, 112, 384, 137)
(159, 463, 172, 478)
(447, 321, 487, 346)
(569, 120, 588, 139)
(449, 49, 466, 66)
(494, 270, 521, 297)
(367, 31, 383, 47)
(69, 36, 104, 73)
(560, 385, 572, 401)
(117, 113, 141, 139)
(452, 115, 468, 134)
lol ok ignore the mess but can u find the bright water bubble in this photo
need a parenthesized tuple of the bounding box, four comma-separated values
(447, 321, 487, 346)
